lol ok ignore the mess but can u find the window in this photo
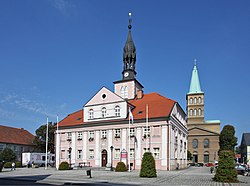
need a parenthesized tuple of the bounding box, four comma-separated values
(115, 106, 120, 117)
(153, 148, 160, 159)
(190, 98, 193, 104)
(204, 139, 209, 148)
(143, 126, 150, 137)
(130, 148, 135, 159)
(143, 148, 150, 154)
(67, 132, 72, 141)
(194, 109, 197, 116)
(198, 97, 202, 104)
(0, 145, 4, 151)
(115, 129, 121, 138)
(180, 140, 183, 151)
(175, 136, 178, 148)
(204, 152, 209, 163)
(114, 149, 120, 159)
(130, 128, 135, 137)
(124, 86, 128, 98)
(89, 131, 94, 140)
(61, 150, 65, 159)
(101, 130, 107, 139)
(89, 149, 94, 159)
(77, 131, 82, 140)
(189, 109, 193, 116)
(120, 86, 124, 98)
(194, 98, 197, 104)
(101, 107, 106, 118)
(198, 109, 202, 116)
(89, 109, 94, 119)
(67, 150, 71, 159)
(78, 150, 82, 159)
(192, 139, 198, 149)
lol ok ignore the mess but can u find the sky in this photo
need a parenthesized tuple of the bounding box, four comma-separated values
(0, 0, 249, 144)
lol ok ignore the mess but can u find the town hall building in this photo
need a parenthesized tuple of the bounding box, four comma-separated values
(56, 15, 188, 171)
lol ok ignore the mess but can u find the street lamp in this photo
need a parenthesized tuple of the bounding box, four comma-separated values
(69, 147, 72, 169)
(110, 146, 114, 171)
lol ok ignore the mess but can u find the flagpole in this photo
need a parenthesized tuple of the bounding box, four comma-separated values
(45, 117, 49, 170)
(128, 110, 131, 172)
(146, 104, 149, 152)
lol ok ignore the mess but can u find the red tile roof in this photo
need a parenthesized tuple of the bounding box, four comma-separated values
(58, 92, 176, 127)
(0, 125, 35, 146)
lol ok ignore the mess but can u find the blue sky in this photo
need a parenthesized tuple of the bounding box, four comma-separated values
(0, 0, 249, 144)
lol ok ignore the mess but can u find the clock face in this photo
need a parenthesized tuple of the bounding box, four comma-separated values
(124, 72, 129, 77)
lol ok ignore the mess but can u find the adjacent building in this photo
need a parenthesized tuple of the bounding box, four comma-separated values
(56, 15, 188, 170)
(0, 125, 35, 161)
(186, 63, 220, 164)
(239, 133, 250, 164)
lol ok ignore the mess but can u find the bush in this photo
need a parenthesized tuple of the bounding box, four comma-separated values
(59, 161, 70, 170)
(213, 150, 238, 182)
(0, 148, 16, 162)
(115, 162, 127, 172)
(15, 162, 22, 168)
(139, 152, 157, 178)
(4, 162, 12, 168)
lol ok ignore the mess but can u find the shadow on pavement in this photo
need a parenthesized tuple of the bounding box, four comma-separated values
(0, 174, 52, 185)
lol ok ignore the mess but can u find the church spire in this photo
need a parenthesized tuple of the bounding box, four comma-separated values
(188, 59, 203, 94)
(123, 12, 136, 80)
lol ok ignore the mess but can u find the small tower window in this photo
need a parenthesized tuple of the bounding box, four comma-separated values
(194, 109, 197, 116)
(198, 97, 202, 104)
(190, 98, 193, 104)
(124, 86, 128, 98)
(115, 105, 120, 117)
(101, 107, 106, 118)
(189, 109, 193, 116)
(194, 98, 197, 104)
(198, 109, 202, 116)
(120, 86, 124, 98)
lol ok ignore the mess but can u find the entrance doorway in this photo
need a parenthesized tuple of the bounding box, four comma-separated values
(193, 154, 198, 163)
(101, 149, 107, 167)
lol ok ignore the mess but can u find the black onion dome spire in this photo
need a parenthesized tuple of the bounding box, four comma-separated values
(123, 12, 136, 75)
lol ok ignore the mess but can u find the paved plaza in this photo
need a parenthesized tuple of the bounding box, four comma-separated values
(0, 166, 250, 185)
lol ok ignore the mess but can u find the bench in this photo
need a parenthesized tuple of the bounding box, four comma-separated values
(79, 162, 91, 168)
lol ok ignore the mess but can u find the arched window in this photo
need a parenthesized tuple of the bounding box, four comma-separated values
(194, 109, 197, 116)
(101, 107, 106, 118)
(120, 86, 124, 98)
(192, 139, 198, 149)
(190, 98, 193, 104)
(89, 109, 94, 119)
(189, 109, 193, 116)
(204, 139, 209, 148)
(115, 105, 120, 117)
(194, 98, 197, 104)
(198, 109, 202, 116)
(124, 86, 128, 98)
(198, 97, 202, 104)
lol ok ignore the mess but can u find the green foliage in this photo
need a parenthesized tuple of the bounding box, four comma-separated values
(213, 150, 238, 182)
(219, 125, 237, 152)
(0, 148, 16, 162)
(3, 162, 12, 168)
(33, 122, 56, 153)
(139, 152, 157, 178)
(15, 162, 22, 168)
(187, 150, 192, 161)
(115, 162, 127, 172)
(59, 161, 70, 170)
(0, 162, 3, 172)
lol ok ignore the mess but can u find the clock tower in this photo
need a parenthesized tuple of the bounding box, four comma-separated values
(114, 13, 143, 99)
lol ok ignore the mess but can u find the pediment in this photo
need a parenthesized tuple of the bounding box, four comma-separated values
(189, 126, 220, 136)
(85, 87, 125, 106)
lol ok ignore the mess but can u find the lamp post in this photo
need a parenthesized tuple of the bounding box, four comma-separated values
(110, 146, 114, 171)
(69, 147, 72, 169)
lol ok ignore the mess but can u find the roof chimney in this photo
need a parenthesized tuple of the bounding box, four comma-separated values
(137, 90, 144, 99)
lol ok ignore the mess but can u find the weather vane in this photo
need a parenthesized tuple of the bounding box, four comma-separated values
(128, 12, 132, 30)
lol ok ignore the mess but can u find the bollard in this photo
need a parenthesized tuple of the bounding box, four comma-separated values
(86, 169, 92, 178)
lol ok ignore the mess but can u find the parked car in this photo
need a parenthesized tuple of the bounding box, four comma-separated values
(204, 163, 214, 167)
(235, 164, 247, 176)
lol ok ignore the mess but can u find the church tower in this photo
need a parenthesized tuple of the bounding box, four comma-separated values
(186, 61, 204, 124)
(114, 13, 143, 99)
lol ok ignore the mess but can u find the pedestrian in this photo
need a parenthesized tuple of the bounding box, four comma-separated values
(11, 162, 15, 171)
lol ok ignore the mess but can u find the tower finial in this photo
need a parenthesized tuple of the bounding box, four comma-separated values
(128, 12, 132, 30)
(194, 58, 197, 66)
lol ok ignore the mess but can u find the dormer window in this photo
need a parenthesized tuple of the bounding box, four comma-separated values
(101, 107, 106, 118)
(89, 109, 94, 119)
(115, 105, 120, 117)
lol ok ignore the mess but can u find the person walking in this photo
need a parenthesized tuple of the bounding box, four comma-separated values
(11, 162, 15, 171)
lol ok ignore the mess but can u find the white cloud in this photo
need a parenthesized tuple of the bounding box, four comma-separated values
(52, 0, 74, 14)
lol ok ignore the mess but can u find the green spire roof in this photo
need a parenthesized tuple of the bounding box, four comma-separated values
(188, 62, 203, 94)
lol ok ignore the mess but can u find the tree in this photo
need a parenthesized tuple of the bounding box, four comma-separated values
(139, 152, 157, 178)
(33, 122, 56, 153)
(219, 125, 237, 152)
(187, 150, 193, 161)
(214, 125, 238, 183)
(0, 148, 16, 162)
